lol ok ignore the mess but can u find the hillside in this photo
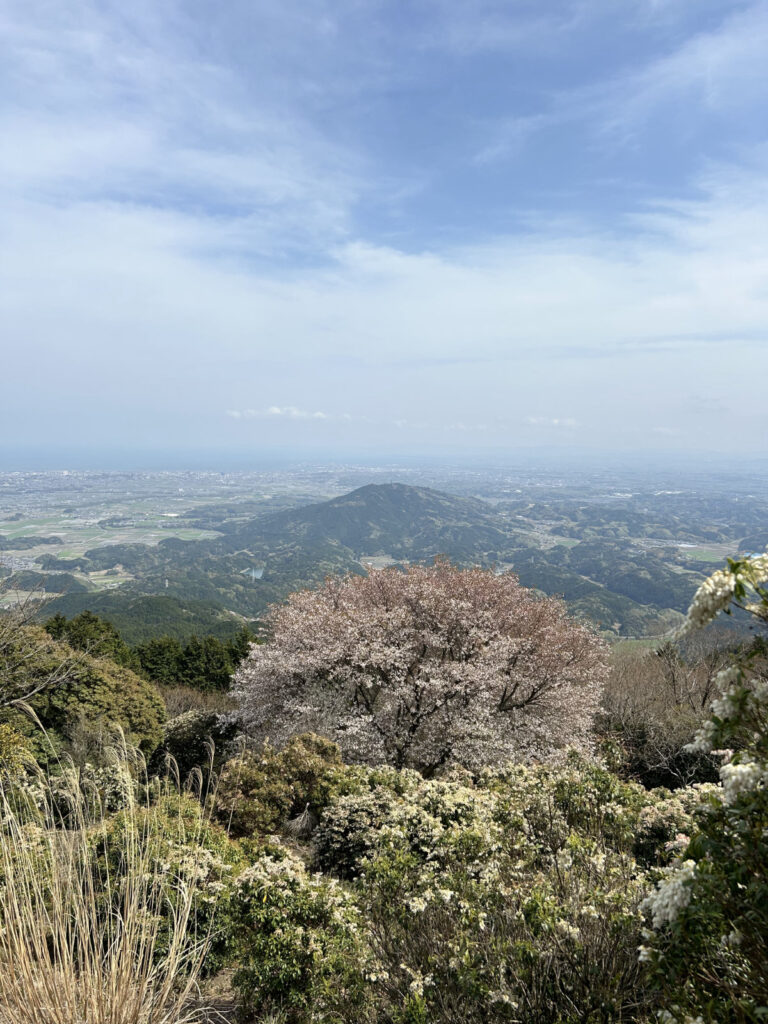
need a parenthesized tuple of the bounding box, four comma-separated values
(230, 483, 515, 560)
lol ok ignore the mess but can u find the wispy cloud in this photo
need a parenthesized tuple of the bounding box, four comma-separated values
(227, 406, 330, 420)
(473, 2, 768, 166)
(526, 417, 579, 429)
(1, 0, 766, 454)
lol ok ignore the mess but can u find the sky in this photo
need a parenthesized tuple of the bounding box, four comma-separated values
(2, 0, 767, 464)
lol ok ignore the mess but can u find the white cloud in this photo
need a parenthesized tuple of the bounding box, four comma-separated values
(2, 153, 767, 451)
(1, 0, 767, 454)
(526, 417, 579, 429)
(228, 407, 329, 420)
(474, 2, 768, 162)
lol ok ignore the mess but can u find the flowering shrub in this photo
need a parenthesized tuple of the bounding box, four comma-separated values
(227, 847, 374, 1022)
(96, 787, 243, 974)
(312, 757, 665, 1022)
(641, 552, 768, 1023)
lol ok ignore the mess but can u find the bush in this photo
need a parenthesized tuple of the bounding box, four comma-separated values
(100, 787, 243, 976)
(313, 760, 654, 1023)
(228, 848, 373, 1023)
(215, 733, 345, 838)
(1, 625, 165, 758)
(148, 709, 238, 782)
(640, 553, 768, 1023)
(157, 684, 235, 718)
(0, 724, 26, 780)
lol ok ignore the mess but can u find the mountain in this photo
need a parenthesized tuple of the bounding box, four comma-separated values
(229, 483, 516, 561)
(39, 482, 708, 639)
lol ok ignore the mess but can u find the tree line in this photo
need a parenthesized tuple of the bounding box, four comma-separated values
(44, 610, 255, 691)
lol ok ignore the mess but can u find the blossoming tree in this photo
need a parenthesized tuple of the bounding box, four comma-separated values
(233, 562, 607, 772)
(641, 551, 768, 1023)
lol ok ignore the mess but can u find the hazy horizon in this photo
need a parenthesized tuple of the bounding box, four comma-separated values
(3, 445, 768, 478)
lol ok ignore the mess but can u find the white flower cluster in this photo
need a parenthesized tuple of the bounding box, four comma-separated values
(642, 860, 696, 929)
(719, 758, 768, 806)
(677, 569, 739, 636)
(678, 552, 768, 637)
(684, 720, 717, 755)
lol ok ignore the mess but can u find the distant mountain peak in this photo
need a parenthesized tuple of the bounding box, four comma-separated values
(241, 481, 506, 560)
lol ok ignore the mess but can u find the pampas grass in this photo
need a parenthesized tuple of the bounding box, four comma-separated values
(0, 740, 217, 1024)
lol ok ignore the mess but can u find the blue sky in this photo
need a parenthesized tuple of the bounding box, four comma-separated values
(2, 0, 767, 461)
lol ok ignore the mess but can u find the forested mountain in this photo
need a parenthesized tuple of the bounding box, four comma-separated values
(34, 482, 722, 639)
(229, 483, 517, 559)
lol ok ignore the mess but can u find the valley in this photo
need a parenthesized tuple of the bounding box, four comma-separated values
(1, 461, 766, 641)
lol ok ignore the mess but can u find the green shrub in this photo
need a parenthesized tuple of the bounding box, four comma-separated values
(228, 847, 373, 1023)
(0, 724, 27, 779)
(148, 709, 238, 782)
(214, 733, 345, 838)
(1, 625, 165, 758)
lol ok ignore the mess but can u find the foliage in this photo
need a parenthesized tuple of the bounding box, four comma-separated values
(45, 612, 256, 690)
(45, 610, 138, 669)
(641, 552, 768, 1023)
(234, 562, 607, 772)
(214, 733, 345, 837)
(99, 787, 243, 977)
(227, 847, 373, 1023)
(148, 708, 238, 781)
(313, 756, 679, 1023)
(1, 607, 76, 711)
(0, 724, 27, 779)
(1, 624, 165, 758)
(134, 626, 254, 690)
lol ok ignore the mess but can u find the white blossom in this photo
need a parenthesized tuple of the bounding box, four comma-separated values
(719, 759, 768, 805)
(642, 860, 697, 929)
(677, 551, 768, 636)
(677, 569, 739, 636)
(684, 720, 717, 755)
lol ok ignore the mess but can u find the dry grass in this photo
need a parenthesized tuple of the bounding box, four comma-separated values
(158, 686, 236, 719)
(0, 742, 218, 1024)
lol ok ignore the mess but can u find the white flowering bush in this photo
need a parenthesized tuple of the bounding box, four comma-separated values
(641, 552, 768, 1023)
(97, 787, 243, 975)
(312, 757, 661, 1023)
(227, 846, 375, 1023)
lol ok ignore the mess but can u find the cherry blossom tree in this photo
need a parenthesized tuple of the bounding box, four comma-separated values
(233, 562, 607, 772)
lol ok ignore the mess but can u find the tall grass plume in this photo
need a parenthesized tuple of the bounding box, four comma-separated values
(0, 738, 218, 1024)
